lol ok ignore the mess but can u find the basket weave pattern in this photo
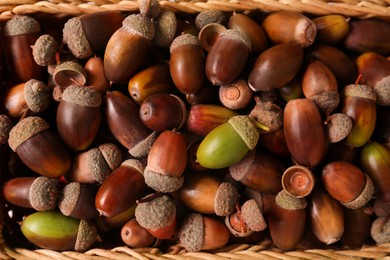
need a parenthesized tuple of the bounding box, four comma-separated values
(1, 0, 390, 259)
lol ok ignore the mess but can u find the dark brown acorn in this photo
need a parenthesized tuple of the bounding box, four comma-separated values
(341, 207, 371, 248)
(259, 128, 290, 158)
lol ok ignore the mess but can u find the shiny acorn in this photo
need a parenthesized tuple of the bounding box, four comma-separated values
(121, 218, 156, 248)
(84, 56, 110, 95)
(341, 207, 371, 248)
(313, 15, 349, 45)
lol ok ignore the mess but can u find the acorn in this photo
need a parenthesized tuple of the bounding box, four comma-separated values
(104, 14, 154, 83)
(178, 213, 230, 252)
(341, 207, 371, 248)
(229, 150, 284, 194)
(98, 204, 136, 231)
(248, 43, 304, 92)
(324, 113, 353, 143)
(186, 104, 238, 137)
(3, 15, 44, 83)
(21, 210, 98, 251)
(198, 23, 226, 52)
(261, 10, 317, 48)
(196, 115, 259, 169)
(2, 176, 59, 211)
(32, 34, 59, 67)
(57, 85, 102, 150)
(135, 194, 177, 239)
(63, 11, 124, 59)
(53, 61, 87, 88)
(95, 159, 148, 218)
(144, 130, 187, 193)
(121, 218, 156, 248)
(374, 106, 390, 148)
(341, 84, 377, 148)
(195, 10, 227, 30)
(283, 99, 326, 168)
(139, 94, 187, 132)
(185, 81, 220, 105)
(259, 128, 290, 158)
(0, 114, 13, 145)
(312, 15, 349, 44)
(84, 56, 110, 95)
(282, 165, 315, 198)
(8, 116, 71, 178)
(244, 188, 276, 215)
(170, 34, 205, 94)
(268, 190, 307, 251)
(206, 29, 251, 86)
(153, 10, 177, 48)
(59, 182, 99, 220)
(219, 79, 253, 110)
(128, 62, 174, 104)
(174, 173, 238, 216)
(187, 140, 208, 172)
(371, 217, 390, 244)
(322, 161, 374, 209)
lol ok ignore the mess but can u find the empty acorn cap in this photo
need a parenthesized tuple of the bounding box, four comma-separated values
(170, 33, 201, 54)
(122, 14, 155, 41)
(135, 194, 176, 230)
(342, 174, 374, 209)
(63, 17, 93, 59)
(33, 34, 59, 66)
(75, 220, 98, 252)
(143, 166, 184, 193)
(30, 176, 59, 211)
(24, 79, 51, 113)
(275, 190, 307, 210)
(343, 84, 376, 101)
(178, 213, 204, 252)
(62, 85, 102, 107)
(282, 165, 315, 198)
(371, 217, 390, 244)
(98, 143, 122, 170)
(214, 182, 239, 216)
(0, 115, 13, 145)
(195, 10, 227, 30)
(228, 115, 259, 150)
(139, 0, 161, 18)
(375, 75, 390, 106)
(53, 61, 87, 87)
(241, 199, 267, 232)
(153, 10, 177, 48)
(8, 116, 50, 151)
(220, 29, 251, 51)
(325, 113, 353, 143)
(198, 23, 227, 52)
(3, 15, 41, 36)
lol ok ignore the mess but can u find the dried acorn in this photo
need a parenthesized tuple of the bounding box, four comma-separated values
(195, 10, 227, 30)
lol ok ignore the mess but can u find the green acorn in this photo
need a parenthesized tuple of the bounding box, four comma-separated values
(196, 115, 259, 169)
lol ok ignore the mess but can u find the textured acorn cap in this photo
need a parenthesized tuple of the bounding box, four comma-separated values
(122, 14, 155, 41)
(249, 96, 283, 133)
(53, 61, 87, 87)
(214, 182, 239, 216)
(153, 10, 177, 48)
(24, 79, 51, 113)
(195, 10, 227, 30)
(178, 213, 204, 252)
(63, 17, 93, 59)
(375, 76, 390, 106)
(244, 187, 263, 211)
(143, 166, 184, 193)
(3, 15, 41, 36)
(98, 143, 122, 170)
(62, 85, 102, 107)
(29, 176, 59, 211)
(241, 199, 267, 232)
(58, 182, 81, 216)
(86, 148, 112, 183)
(139, 0, 161, 18)
(122, 159, 144, 174)
(135, 194, 176, 230)
(220, 29, 251, 51)
(75, 220, 98, 252)
(33, 34, 59, 66)
(371, 217, 390, 244)
(8, 116, 50, 151)
(0, 114, 13, 145)
(311, 90, 340, 116)
(325, 113, 353, 143)
(228, 115, 259, 150)
(275, 190, 307, 210)
(343, 84, 377, 101)
(128, 131, 157, 158)
(170, 33, 201, 54)
(342, 174, 375, 209)
(229, 149, 255, 181)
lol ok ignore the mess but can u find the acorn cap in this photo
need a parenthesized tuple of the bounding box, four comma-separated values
(371, 217, 390, 244)
(58, 182, 81, 216)
(33, 34, 59, 66)
(139, 0, 161, 18)
(135, 194, 176, 230)
(343, 84, 377, 101)
(24, 79, 51, 113)
(53, 61, 87, 87)
(153, 10, 177, 48)
(86, 148, 112, 183)
(195, 10, 227, 30)
(249, 96, 283, 133)
(143, 166, 184, 193)
(3, 15, 41, 36)
(229, 149, 255, 182)
(214, 182, 239, 216)
(128, 131, 157, 158)
(98, 143, 122, 171)
(375, 75, 390, 106)
(228, 115, 259, 150)
(0, 114, 13, 145)
(29, 176, 59, 211)
(122, 159, 144, 174)
(325, 113, 353, 143)
(63, 17, 93, 59)
(122, 14, 155, 41)
(220, 29, 251, 51)
(282, 165, 315, 198)
(198, 23, 227, 52)
(275, 190, 307, 210)
(170, 33, 201, 54)
(62, 85, 102, 107)
(178, 213, 204, 252)
(342, 174, 375, 209)
(241, 199, 267, 232)
(8, 116, 50, 151)
(311, 90, 340, 116)
(244, 187, 263, 211)
(75, 220, 98, 252)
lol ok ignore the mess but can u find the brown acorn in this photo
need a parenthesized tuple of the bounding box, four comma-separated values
(206, 29, 251, 86)
(185, 81, 220, 105)
(170, 34, 205, 94)
(104, 14, 154, 83)
(313, 15, 349, 45)
(121, 218, 156, 248)
(84, 56, 110, 95)
(153, 10, 177, 48)
(219, 79, 253, 110)
(98, 204, 136, 231)
(244, 188, 276, 215)
(8, 116, 71, 178)
(259, 128, 290, 158)
(341, 207, 371, 248)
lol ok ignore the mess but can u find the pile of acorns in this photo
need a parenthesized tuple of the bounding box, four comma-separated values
(0, 0, 390, 253)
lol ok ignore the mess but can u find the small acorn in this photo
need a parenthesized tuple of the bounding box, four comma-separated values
(219, 79, 253, 110)
(84, 56, 110, 95)
(259, 128, 290, 158)
(32, 34, 59, 67)
(313, 15, 349, 45)
(139, 0, 161, 18)
(121, 218, 156, 248)
(0, 114, 13, 145)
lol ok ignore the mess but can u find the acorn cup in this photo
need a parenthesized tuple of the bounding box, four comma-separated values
(32, 34, 59, 67)
(312, 15, 349, 45)
(53, 61, 87, 88)
(282, 165, 315, 198)
(356, 52, 390, 106)
(153, 10, 177, 48)
(248, 43, 304, 92)
(322, 161, 375, 209)
(0, 114, 13, 145)
(3, 15, 45, 83)
(198, 23, 227, 52)
(8, 116, 71, 178)
(324, 113, 353, 144)
(169, 34, 205, 94)
(195, 10, 227, 30)
(104, 14, 154, 83)
(21, 210, 98, 251)
(205, 29, 251, 86)
(56, 85, 102, 151)
(371, 217, 390, 244)
(121, 218, 156, 248)
(261, 10, 317, 48)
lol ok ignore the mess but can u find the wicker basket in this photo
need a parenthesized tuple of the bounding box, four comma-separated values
(1, 0, 390, 259)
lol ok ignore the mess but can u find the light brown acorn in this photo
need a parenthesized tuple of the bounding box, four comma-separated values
(312, 15, 349, 45)
(84, 56, 110, 95)
(121, 218, 156, 248)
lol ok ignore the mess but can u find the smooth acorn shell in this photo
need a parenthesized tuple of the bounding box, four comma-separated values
(341, 207, 371, 248)
(259, 128, 290, 158)
(283, 99, 326, 168)
(85, 56, 110, 94)
(202, 216, 230, 250)
(3, 83, 27, 118)
(313, 15, 349, 45)
(121, 218, 155, 248)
